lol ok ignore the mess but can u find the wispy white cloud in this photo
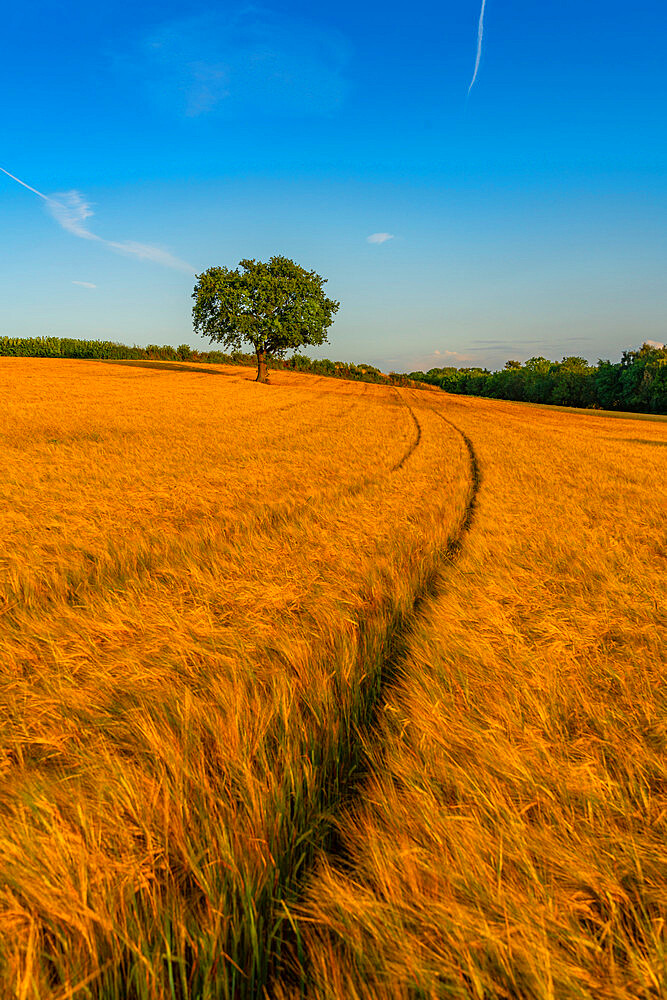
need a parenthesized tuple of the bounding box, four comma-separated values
(72, 280, 97, 288)
(367, 232, 394, 244)
(433, 349, 470, 359)
(378, 348, 473, 371)
(1, 166, 192, 272)
(47, 191, 99, 240)
(419, 348, 472, 365)
(468, 0, 487, 94)
(128, 9, 350, 119)
(106, 239, 193, 271)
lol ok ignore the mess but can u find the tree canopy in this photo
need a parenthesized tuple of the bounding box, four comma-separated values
(192, 256, 339, 382)
(407, 343, 667, 413)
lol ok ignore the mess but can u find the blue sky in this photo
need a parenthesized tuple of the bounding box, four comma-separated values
(1, 0, 665, 370)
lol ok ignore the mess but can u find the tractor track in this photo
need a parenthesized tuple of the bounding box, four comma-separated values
(432, 407, 481, 542)
(326, 396, 482, 816)
(271, 392, 482, 994)
(390, 387, 422, 471)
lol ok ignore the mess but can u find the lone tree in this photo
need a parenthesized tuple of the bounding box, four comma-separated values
(192, 256, 339, 383)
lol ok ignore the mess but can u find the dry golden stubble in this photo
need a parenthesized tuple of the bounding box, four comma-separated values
(292, 396, 667, 1000)
(0, 361, 469, 998)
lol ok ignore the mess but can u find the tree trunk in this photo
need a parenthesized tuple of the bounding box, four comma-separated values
(256, 348, 269, 383)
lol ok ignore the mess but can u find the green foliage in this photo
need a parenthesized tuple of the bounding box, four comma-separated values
(191, 257, 340, 368)
(0, 336, 146, 360)
(549, 356, 595, 407)
(145, 344, 178, 361)
(289, 352, 313, 371)
(310, 357, 337, 376)
(522, 356, 554, 402)
(433, 343, 667, 414)
(616, 343, 667, 412)
(176, 343, 192, 361)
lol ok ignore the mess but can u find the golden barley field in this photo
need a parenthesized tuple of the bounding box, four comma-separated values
(0, 358, 665, 1000)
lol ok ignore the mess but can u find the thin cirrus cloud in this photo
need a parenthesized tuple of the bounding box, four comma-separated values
(468, 0, 487, 94)
(423, 348, 472, 365)
(0, 166, 192, 272)
(381, 348, 472, 370)
(72, 280, 97, 288)
(367, 233, 394, 244)
(129, 8, 350, 118)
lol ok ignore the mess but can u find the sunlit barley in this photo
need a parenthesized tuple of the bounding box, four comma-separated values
(293, 394, 667, 1000)
(0, 357, 467, 998)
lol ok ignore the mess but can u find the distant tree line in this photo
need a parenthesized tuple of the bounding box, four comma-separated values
(282, 352, 425, 387)
(0, 337, 434, 390)
(409, 343, 667, 414)
(4, 336, 662, 412)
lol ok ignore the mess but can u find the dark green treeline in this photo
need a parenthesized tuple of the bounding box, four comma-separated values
(409, 344, 667, 415)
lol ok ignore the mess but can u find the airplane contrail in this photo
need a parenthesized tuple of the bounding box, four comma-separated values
(1, 164, 192, 271)
(0, 165, 49, 200)
(468, 0, 487, 94)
